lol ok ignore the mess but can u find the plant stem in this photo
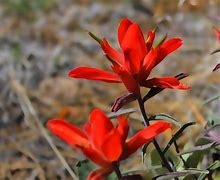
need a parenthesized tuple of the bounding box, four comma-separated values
(174, 141, 198, 180)
(137, 95, 177, 177)
(173, 141, 189, 169)
(112, 162, 122, 179)
(206, 172, 213, 180)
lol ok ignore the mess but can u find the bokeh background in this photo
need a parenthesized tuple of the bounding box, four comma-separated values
(0, 0, 220, 179)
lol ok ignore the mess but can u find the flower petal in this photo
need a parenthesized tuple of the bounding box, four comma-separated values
(47, 119, 89, 147)
(87, 168, 113, 180)
(89, 109, 114, 151)
(155, 37, 183, 66)
(142, 73, 189, 102)
(213, 27, 220, 43)
(123, 121, 170, 159)
(101, 129, 123, 161)
(143, 38, 182, 76)
(142, 77, 189, 90)
(146, 30, 156, 52)
(117, 115, 129, 142)
(141, 48, 158, 81)
(82, 146, 111, 168)
(121, 23, 147, 74)
(112, 65, 139, 93)
(101, 38, 124, 65)
(118, 18, 133, 46)
(68, 66, 121, 83)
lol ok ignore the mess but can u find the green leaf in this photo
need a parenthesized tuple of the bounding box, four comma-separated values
(150, 149, 168, 175)
(186, 138, 211, 168)
(142, 142, 151, 163)
(208, 160, 220, 170)
(121, 169, 154, 180)
(88, 31, 102, 44)
(75, 159, 97, 180)
(149, 114, 182, 127)
(197, 160, 220, 180)
(202, 93, 220, 105)
(178, 142, 219, 155)
(107, 108, 137, 119)
(122, 168, 145, 176)
(150, 149, 179, 175)
(151, 149, 162, 166)
(163, 122, 196, 154)
(154, 33, 168, 48)
(155, 169, 209, 180)
(211, 48, 220, 55)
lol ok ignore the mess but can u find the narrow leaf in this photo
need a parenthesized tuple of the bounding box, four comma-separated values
(208, 160, 220, 171)
(203, 94, 220, 105)
(154, 169, 209, 180)
(107, 108, 137, 119)
(197, 161, 220, 180)
(154, 33, 168, 48)
(211, 49, 220, 55)
(178, 142, 220, 156)
(88, 31, 102, 44)
(186, 138, 215, 168)
(163, 122, 196, 154)
(205, 123, 220, 133)
(149, 114, 181, 127)
(213, 63, 220, 71)
(143, 73, 189, 102)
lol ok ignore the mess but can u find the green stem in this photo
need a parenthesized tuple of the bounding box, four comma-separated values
(112, 162, 122, 179)
(137, 95, 178, 179)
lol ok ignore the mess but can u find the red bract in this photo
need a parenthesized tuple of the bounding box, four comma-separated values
(212, 28, 220, 71)
(47, 109, 170, 180)
(69, 18, 189, 94)
(213, 27, 220, 43)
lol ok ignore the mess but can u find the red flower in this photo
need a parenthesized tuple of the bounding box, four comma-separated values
(213, 27, 220, 43)
(212, 28, 220, 71)
(69, 18, 189, 94)
(47, 109, 170, 180)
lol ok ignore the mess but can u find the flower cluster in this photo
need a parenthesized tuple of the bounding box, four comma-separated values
(47, 18, 190, 180)
(69, 18, 189, 94)
(47, 109, 170, 179)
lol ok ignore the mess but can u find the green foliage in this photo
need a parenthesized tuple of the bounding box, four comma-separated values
(75, 159, 97, 180)
(197, 161, 220, 180)
(149, 114, 182, 128)
(150, 149, 179, 175)
(2, 0, 55, 18)
(163, 122, 196, 154)
(11, 41, 22, 59)
(156, 169, 209, 180)
(107, 108, 136, 119)
(185, 138, 211, 168)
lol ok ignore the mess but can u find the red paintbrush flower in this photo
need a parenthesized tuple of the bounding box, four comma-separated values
(68, 18, 189, 94)
(212, 28, 220, 71)
(47, 109, 170, 180)
(213, 27, 220, 43)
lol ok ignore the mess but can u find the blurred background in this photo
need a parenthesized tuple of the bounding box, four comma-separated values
(0, 0, 220, 179)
